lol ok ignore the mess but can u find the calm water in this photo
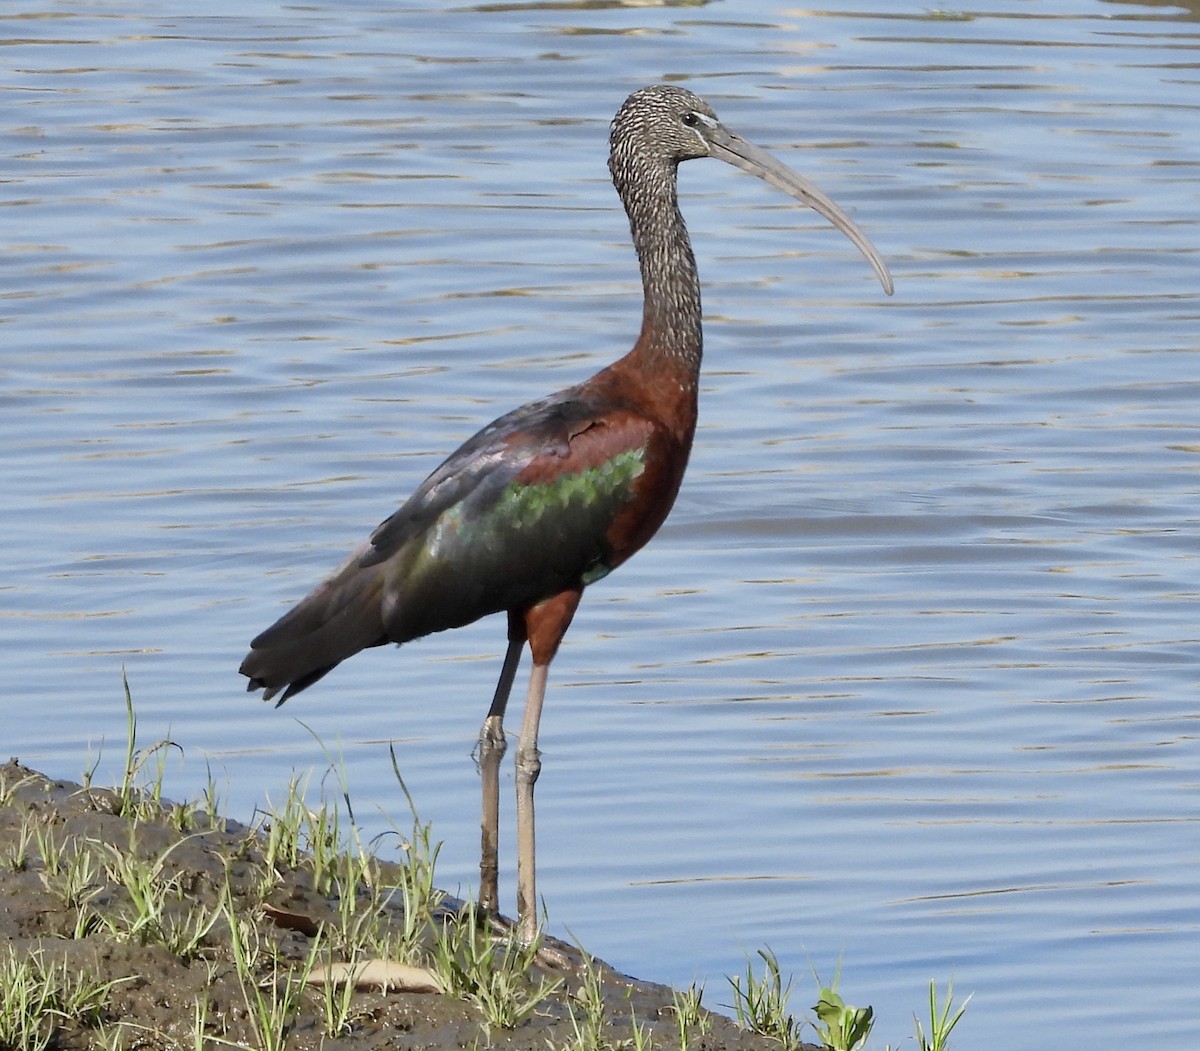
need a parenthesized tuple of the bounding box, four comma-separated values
(4, 0, 1198, 1045)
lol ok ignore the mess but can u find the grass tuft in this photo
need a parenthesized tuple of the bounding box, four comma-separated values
(727, 948, 802, 1051)
(225, 885, 319, 1051)
(670, 981, 712, 1051)
(0, 949, 128, 1051)
(564, 950, 612, 1051)
(915, 977, 972, 1051)
(430, 903, 561, 1032)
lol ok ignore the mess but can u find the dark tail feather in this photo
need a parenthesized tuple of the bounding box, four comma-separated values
(240, 547, 389, 703)
(244, 661, 336, 706)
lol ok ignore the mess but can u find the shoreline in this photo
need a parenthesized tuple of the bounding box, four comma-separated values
(0, 758, 823, 1051)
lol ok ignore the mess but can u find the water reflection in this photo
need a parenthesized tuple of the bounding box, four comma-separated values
(1111, 0, 1200, 18)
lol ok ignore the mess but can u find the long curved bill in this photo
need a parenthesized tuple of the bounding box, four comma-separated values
(708, 126, 894, 296)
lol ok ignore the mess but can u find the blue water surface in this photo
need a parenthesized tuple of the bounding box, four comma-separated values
(4, 1, 1198, 1046)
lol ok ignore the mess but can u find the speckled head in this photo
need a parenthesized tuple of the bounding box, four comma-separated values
(609, 84, 721, 173)
(608, 83, 894, 296)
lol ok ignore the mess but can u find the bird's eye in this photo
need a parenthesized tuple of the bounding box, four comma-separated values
(681, 112, 701, 128)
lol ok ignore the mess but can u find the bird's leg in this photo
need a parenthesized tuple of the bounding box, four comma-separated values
(478, 614, 525, 917)
(514, 661, 548, 941)
(515, 590, 581, 943)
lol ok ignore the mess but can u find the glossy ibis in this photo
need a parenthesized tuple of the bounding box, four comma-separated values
(241, 84, 892, 942)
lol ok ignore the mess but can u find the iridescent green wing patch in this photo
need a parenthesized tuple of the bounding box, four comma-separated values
(495, 446, 646, 530)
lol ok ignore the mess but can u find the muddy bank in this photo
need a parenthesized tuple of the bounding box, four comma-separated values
(0, 760, 820, 1051)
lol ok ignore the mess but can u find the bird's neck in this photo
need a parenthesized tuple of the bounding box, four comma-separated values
(623, 167, 704, 385)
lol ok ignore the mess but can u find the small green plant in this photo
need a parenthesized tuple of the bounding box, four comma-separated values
(324, 812, 388, 950)
(31, 819, 67, 875)
(199, 762, 228, 832)
(0, 768, 35, 807)
(225, 890, 318, 1051)
(564, 950, 612, 1051)
(2, 813, 35, 873)
(115, 668, 139, 815)
(111, 669, 181, 823)
(0, 949, 126, 1051)
(915, 978, 971, 1051)
(430, 904, 560, 1031)
(315, 942, 363, 1038)
(352, 744, 447, 963)
(671, 981, 711, 1050)
(36, 831, 102, 912)
(811, 985, 873, 1051)
(727, 949, 802, 1051)
(301, 792, 344, 896)
(166, 799, 195, 834)
(90, 831, 220, 957)
(295, 725, 377, 898)
(259, 772, 310, 874)
(94, 832, 174, 938)
(191, 995, 211, 1051)
(387, 744, 444, 925)
(256, 767, 364, 896)
(0, 950, 61, 1051)
(93, 1017, 157, 1051)
(328, 857, 397, 963)
(627, 1007, 655, 1051)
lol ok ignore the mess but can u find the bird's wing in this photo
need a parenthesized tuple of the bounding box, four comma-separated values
(360, 391, 571, 566)
(241, 387, 668, 702)
(360, 389, 662, 641)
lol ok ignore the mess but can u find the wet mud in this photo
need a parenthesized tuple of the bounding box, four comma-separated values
(0, 761, 818, 1051)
